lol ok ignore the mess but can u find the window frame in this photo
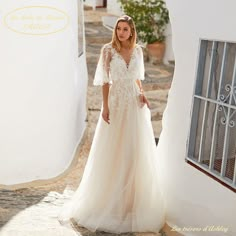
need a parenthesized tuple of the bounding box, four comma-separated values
(186, 38, 236, 192)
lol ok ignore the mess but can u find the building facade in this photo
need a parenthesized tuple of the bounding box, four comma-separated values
(0, 0, 87, 186)
(157, 0, 236, 235)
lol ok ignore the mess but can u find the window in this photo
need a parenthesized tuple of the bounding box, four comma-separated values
(187, 40, 236, 191)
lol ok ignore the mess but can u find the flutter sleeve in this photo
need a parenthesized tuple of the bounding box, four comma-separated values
(93, 44, 112, 86)
(136, 45, 145, 81)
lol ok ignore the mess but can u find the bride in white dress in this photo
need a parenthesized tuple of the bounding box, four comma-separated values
(58, 15, 165, 234)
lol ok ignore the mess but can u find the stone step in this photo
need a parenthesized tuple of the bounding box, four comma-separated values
(86, 36, 111, 44)
(85, 22, 112, 44)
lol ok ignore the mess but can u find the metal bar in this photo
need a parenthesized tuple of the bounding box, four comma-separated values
(198, 41, 218, 163)
(195, 40, 208, 95)
(194, 95, 236, 110)
(209, 43, 228, 169)
(188, 40, 208, 159)
(233, 151, 236, 185)
(221, 51, 236, 177)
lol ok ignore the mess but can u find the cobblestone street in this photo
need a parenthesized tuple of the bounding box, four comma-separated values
(0, 7, 179, 236)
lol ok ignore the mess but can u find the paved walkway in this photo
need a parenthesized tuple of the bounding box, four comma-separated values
(0, 6, 179, 236)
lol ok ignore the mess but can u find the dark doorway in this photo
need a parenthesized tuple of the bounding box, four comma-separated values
(103, 0, 107, 7)
(96, 0, 107, 8)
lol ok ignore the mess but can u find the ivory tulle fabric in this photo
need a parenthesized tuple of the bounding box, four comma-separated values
(58, 43, 166, 234)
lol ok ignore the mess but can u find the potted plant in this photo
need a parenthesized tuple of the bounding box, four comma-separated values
(119, 0, 169, 63)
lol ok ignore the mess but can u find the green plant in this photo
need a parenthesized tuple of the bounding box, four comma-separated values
(119, 0, 169, 44)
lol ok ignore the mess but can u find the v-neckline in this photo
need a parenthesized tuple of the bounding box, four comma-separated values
(115, 46, 136, 69)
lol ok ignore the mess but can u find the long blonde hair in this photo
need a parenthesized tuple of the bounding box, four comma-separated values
(111, 15, 137, 52)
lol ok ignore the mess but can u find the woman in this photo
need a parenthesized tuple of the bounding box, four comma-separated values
(58, 15, 165, 234)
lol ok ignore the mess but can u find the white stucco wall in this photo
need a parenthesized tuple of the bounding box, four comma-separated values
(107, 0, 122, 16)
(163, 23, 174, 64)
(0, 0, 87, 185)
(84, 0, 96, 10)
(156, 0, 236, 235)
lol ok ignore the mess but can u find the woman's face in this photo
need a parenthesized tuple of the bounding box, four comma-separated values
(116, 21, 131, 42)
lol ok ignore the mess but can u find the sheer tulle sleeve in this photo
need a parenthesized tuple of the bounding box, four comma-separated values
(93, 44, 112, 86)
(137, 45, 145, 81)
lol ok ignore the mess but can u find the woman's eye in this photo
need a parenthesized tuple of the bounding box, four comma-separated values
(116, 27, 129, 31)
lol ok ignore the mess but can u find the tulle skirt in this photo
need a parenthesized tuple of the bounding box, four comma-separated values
(58, 91, 166, 234)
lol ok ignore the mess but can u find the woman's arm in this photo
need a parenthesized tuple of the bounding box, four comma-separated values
(102, 83, 110, 124)
(135, 79, 144, 94)
(136, 79, 150, 108)
(101, 45, 112, 124)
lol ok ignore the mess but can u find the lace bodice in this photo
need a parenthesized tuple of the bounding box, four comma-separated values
(93, 43, 145, 110)
(93, 43, 145, 86)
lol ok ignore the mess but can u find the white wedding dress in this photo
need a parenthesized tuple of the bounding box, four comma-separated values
(58, 43, 165, 234)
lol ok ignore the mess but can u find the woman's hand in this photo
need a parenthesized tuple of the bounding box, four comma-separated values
(139, 94, 150, 109)
(102, 106, 110, 124)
